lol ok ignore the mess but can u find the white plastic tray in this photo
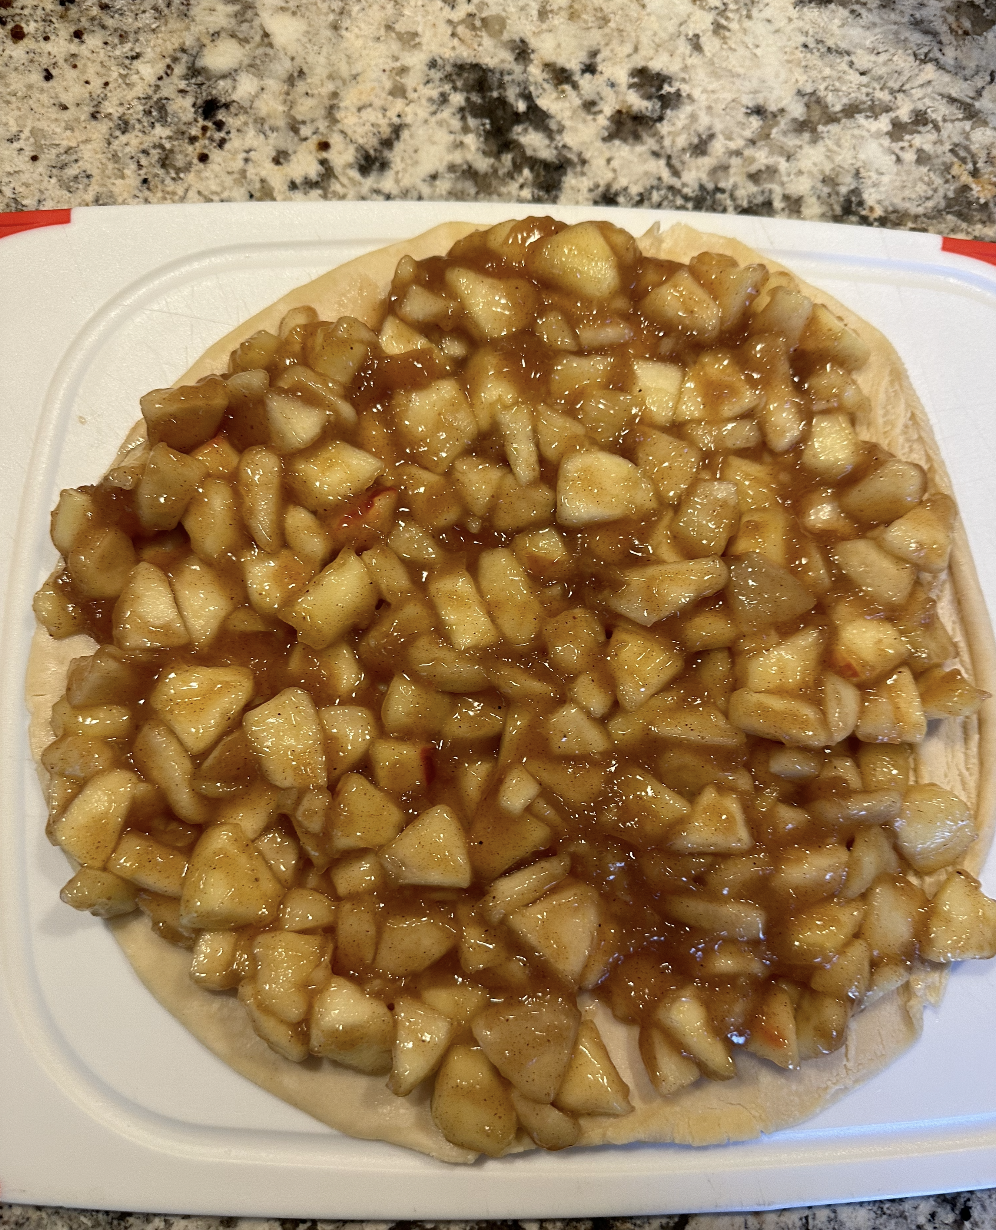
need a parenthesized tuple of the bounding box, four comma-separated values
(3, 201, 996, 1218)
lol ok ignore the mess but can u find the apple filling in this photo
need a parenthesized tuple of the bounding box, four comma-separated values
(36, 217, 996, 1156)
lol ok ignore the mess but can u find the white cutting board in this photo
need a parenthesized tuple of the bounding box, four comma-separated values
(2, 201, 996, 1217)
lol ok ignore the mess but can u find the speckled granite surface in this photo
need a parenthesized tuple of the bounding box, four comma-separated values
(1, 0, 995, 236)
(3, 0, 996, 1226)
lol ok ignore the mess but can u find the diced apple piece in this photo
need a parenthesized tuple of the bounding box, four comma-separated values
(305, 316, 376, 384)
(309, 975, 394, 1073)
(557, 450, 657, 526)
(860, 874, 925, 962)
(607, 558, 729, 626)
(673, 480, 739, 558)
(179, 823, 284, 928)
(636, 429, 703, 505)
(379, 805, 471, 888)
(431, 1044, 518, 1157)
(545, 704, 611, 757)
(668, 785, 753, 853)
(320, 705, 376, 782)
(243, 687, 327, 788)
(840, 825, 900, 900)
(811, 938, 871, 1003)
(641, 269, 720, 342)
(725, 553, 816, 632)
(728, 689, 830, 748)
(288, 440, 384, 514)
(279, 886, 337, 931)
(831, 618, 908, 683)
(921, 871, 996, 962)
(150, 664, 254, 756)
(132, 720, 211, 823)
(374, 909, 456, 975)
(392, 378, 478, 474)
(745, 985, 799, 1070)
(831, 539, 916, 608)
(528, 222, 621, 298)
(744, 628, 824, 694)
(555, 1019, 633, 1115)
(628, 359, 685, 427)
(140, 377, 228, 452)
(794, 988, 850, 1061)
(855, 667, 927, 744)
(774, 900, 864, 966)
(840, 459, 927, 525)
(508, 882, 600, 987)
(263, 389, 325, 454)
(60, 867, 139, 918)
(252, 931, 330, 1023)
(388, 996, 456, 1096)
(183, 476, 248, 561)
(331, 773, 405, 851)
(50, 768, 138, 868)
(917, 667, 985, 720)
(444, 266, 537, 340)
(472, 995, 580, 1103)
(801, 413, 864, 482)
(134, 443, 208, 533)
(480, 853, 570, 923)
(107, 831, 188, 896)
(427, 568, 500, 651)
(113, 562, 190, 652)
(510, 1090, 580, 1150)
(189, 930, 241, 988)
(238, 980, 309, 1062)
(478, 548, 544, 646)
(893, 784, 977, 873)
(796, 302, 870, 371)
(281, 547, 377, 649)
(663, 894, 765, 940)
(655, 990, 735, 1080)
(879, 493, 956, 573)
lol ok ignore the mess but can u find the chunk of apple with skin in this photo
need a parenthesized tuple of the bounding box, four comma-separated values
(431, 1044, 519, 1157)
(557, 450, 657, 526)
(150, 664, 255, 756)
(50, 768, 138, 867)
(554, 1018, 633, 1116)
(281, 547, 378, 650)
(379, 804, 472, 888)
(113, 562, 190, 652)
(309, 975, 394, 1074)
(472, 995, 580, 1104)
(243, 687, 327, 788)
(179, 823, 284, 929)
(388, 996, 456, 1096)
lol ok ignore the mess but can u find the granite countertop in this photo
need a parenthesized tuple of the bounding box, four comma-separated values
(3, 0, 996, 1227)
